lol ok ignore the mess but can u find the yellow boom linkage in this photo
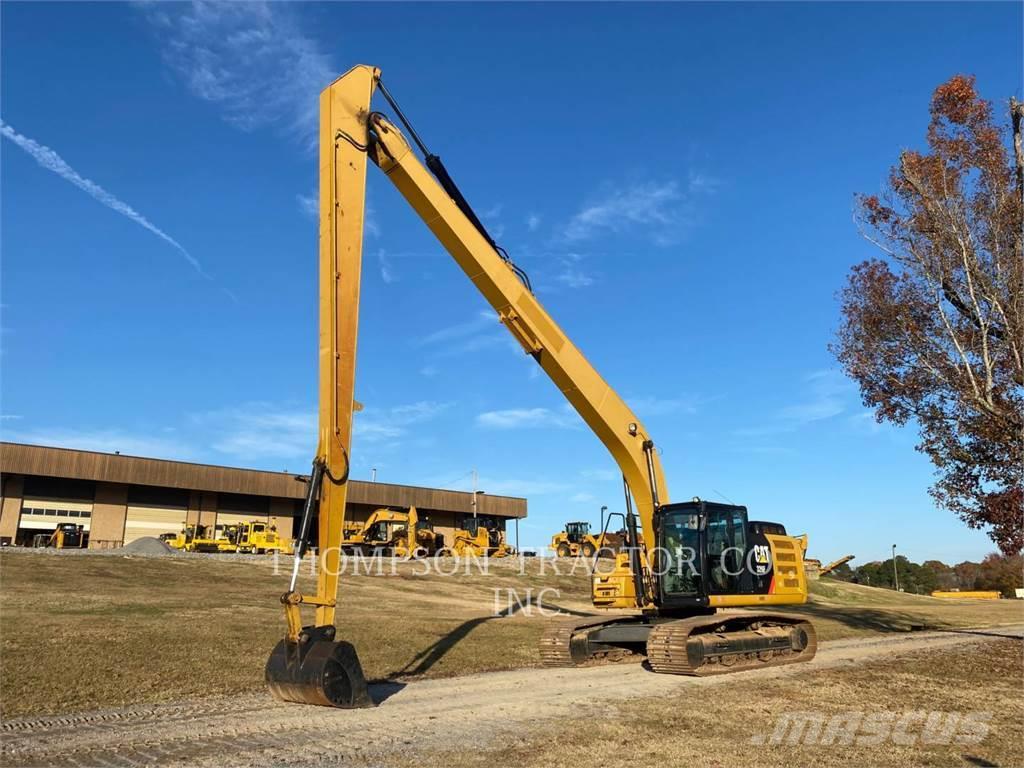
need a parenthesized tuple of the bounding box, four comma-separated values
(265, 65, 816, 709)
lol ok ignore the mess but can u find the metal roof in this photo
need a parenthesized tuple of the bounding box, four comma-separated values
(0, 442, 526, 518)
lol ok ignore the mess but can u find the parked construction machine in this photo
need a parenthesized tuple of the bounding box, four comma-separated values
(340, 507, 442, 556)
(33, 523, 87, 549)
(819, 554, 855, 578)
(162, 522, 292, 555)
(443, 516, 514, 557)
(163, 524, 233, 553)
(551, 521, 625, 558)
(264, 65, 816, 709)
(231, 521, 293, 555)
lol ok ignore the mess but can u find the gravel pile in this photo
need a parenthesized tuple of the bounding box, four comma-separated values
(115, 537, 176, 555)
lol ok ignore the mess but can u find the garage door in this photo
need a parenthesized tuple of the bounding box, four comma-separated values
(124, 504, 187, 544)
(19, 498, 93, 532)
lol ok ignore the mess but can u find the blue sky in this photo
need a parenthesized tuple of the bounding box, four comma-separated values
(2, 2, 1020, 562)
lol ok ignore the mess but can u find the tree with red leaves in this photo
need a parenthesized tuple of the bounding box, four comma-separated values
(833, 76, 1023, 555)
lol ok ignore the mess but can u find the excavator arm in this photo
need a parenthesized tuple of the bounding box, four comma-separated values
(266, 64, 814, 709)
(357, 66, 669, 561)
(266, 64, 667, 708)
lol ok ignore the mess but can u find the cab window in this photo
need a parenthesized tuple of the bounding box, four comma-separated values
(659, 511, 701, 597)
(706, 507, 747, 593)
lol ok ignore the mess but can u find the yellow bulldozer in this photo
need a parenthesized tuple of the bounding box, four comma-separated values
(550, 521, 626, 558)
(163, 521, 291, 554)
(162, 524, 235, 553)
(441, 516, 514, 557)
(340, 507, 442, 557)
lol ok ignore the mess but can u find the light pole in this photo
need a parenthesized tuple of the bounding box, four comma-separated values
(600, 505, 607, 532)
(891, 544, 900, 592)
(471, 469, 481, 518)
(371, 468, 377, 483)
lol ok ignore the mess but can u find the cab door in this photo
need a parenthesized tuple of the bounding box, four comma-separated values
(704, 504, 749, 595)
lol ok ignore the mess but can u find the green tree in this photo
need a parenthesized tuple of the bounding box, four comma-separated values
(975, 553, 1024, 598)
(923, 559, 957, 590)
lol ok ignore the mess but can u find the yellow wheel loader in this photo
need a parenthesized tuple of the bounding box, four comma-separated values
(264, 66, 815, 708)
(550, 521, 625, 558)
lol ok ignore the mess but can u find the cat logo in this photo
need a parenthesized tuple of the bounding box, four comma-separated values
(751, 544, 772, 575)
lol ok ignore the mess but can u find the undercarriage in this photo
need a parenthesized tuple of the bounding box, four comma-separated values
(540, 611, 817, 676)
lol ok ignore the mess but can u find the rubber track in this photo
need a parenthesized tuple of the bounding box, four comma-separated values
(647, 612, 818, 676)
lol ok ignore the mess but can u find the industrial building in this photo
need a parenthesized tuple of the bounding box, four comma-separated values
(0, 442, 526, 549)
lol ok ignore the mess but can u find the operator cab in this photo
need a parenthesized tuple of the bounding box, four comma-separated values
(654, 500, 786, 614)
(564, 521, 590, 543)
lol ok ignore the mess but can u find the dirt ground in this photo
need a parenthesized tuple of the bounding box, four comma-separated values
(2, 627, 1021, 767)
(1, 550, 1022, 720)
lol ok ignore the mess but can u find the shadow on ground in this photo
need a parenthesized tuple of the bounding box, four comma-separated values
(382, 597, 592, 679)
(782, 603, 945, 634)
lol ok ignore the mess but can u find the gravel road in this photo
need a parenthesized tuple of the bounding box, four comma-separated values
(3, 625, 1021, 767)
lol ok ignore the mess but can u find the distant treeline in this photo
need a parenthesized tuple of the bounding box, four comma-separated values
(826, 553, 1023, 598)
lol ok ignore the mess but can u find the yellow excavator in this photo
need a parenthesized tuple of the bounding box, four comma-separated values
(264, 65, 816, 708)
(819, 554, 855, 578)
(341, 507, 442, 557)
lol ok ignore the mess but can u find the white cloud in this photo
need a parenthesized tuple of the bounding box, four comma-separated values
(3, 427, 195, 462)
(1, 120, 205, 277)
(143, 1, 334, 149)
(570, 492, 596, 503)
(473, 478, 572, 497)
(479, 203, 505, 240)
(526, 213, 542, 232)
(365, 202, 380, 237)
(777, 370, 853, 424)
(296, 193, 318, 218)
(377, 249, 396, 284)
(847, 410, 885, 435)
(555, 253, 595, 289)
(415, 313, 495, 348)
(627, 394, 700, 417)
(733, 370, 855, 439)
(193, 399, 451, 460)
(564, 172, 716, 245)
(580, 467, 618, 482)
(476, 406, 580, 430)
(193, 405, 315, 459)
(355, 401, 451, 444)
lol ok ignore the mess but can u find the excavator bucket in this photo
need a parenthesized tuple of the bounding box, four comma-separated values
(265, 629, 374, 708)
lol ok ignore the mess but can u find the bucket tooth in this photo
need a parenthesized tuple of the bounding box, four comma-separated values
(265, 626, 374, 708)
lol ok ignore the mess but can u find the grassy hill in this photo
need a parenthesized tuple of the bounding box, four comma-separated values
(1, 551, 1020, 717)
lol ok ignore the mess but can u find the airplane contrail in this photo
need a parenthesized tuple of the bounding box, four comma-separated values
(1, 119, 206, 277)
